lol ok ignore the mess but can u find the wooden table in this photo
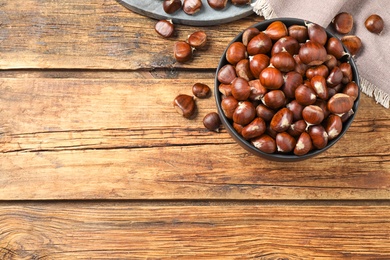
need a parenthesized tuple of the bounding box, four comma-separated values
(1, 1, 389, 258)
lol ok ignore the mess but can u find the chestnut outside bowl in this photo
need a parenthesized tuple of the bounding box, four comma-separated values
(215, 17, 360, 162)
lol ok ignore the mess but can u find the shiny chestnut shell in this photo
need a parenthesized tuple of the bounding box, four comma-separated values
(215, 18, 360, 161)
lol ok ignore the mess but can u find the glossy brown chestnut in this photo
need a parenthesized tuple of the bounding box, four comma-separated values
(221, 96, 238, 119)
(308, 125, 328, 149)
(247, 32, 272, 56)
(270, 107, 293, 132)
(251, 134, 276, 154)
(287, 119, 307, 137)
(249, 79, 267, 101)
(343, 81, 359, 101)
(365, 14, 384, 34)
(326, 37, 347, 59)
(231, 77, 251, 101)
(270, 50, 296, 72)
(192, 83, 211, 98)
(174, 41, 193, 63)
(341, 35, 362, 56)
(327, 93, 354, 115)
(324, 55, 338, 71)
(302, 105, 324, 125)
(332, 12, 354, 34)
(207, 0, 228, 10)
(249, 54, 270, 78)
(310, 75, 328, 100)
(271, 36, 300, 56)
(295, 84, 317, 105)
(294, 132, 313, 155)
(306, 65, 329, 80)
(339, 62, 353, 84)
(306, 22, 327, 45)
(276, 132, 296, 153)
(299, 41, 328, 66)
(163, 0, 182, 14)
(233, 101, 256, 125)
(262, 90, 286, 110)
(264, 21, 288, 41)
(325, 114, 343, 140)
(183, 0, 202, 15)
(155, 20, 175, 38)
(256, 104, 275, 121)
(217, 64, 236, 84)
(226, 42, 247, 65)
(173, 94, 196, 118)
(203, 112, 222, 132)
(242, 117, 266, 140)
(188, 31, 207, 49)
(288, 25, 308, 43)
(327, 66, 343, 87)
(242, 27, 260, 46)
(286, 99, 304, 121)
(218, 83, 232, 97)
(236, 59, 254, 81)
(281, 71, 303, 99)
(259, 67, 284, 90)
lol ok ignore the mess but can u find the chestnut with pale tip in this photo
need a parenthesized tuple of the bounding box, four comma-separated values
(341, 35, 362, 56)
(247, 32, 272, 56)
(221, 96, 238, 119)
(294, 132, 313, 155)
(327, 93, 354, 115)
(270, 49, 296, 72)
(310, 75, 328, 100)
(173, 94, 196, 119)
(299, 41, 328, 66)
(263, 20, 288, 41)
(286, 99, 304, 121)
(242, 27, 260, 46)
(233, 101, 256, 126)
(249, 54, 270, 79)
(295, 84, 317, 106)
(251, 134, 276, 154)
(192, 83, 211, 98)
(241, 117, 266, 140)
(327, 66, 343, 87)
(236, 59, 254, 81)
(203, 112, 222, 132)
(287, 119, 307, 137)
(183, 0, 202, 15)
(306, 21, 327, 45)
(281, 71, 303, 99)
(271, 36, 300, 56)
(270, 107, 293, 132)
(217, 64, 236, 84)
(325, 114, 343, 140)
(306, 65, 329, 80)
(259, 67, 284, 90)
(262, 90, 286, 110)
(256, 104, 275, 122)
(276, 132, 296, 153)
(308, 125, 329, 149)
(248, 79, 267, 101)
(302, 105, 324, 126)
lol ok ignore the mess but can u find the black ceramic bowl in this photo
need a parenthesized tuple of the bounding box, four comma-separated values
(215, 18, 360, 162)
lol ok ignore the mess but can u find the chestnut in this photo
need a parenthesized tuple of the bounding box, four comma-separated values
(276, 132, 296, 153)
(308, 125, 328, 149)
(251, 134, 276, 154)
(262, 90, 286, 110)
(270, 50, 296, 72)
(343, 81, 359, 101)
(174, 41, 193, 63)
(203, 112, 222, 132)
(325, 114, 343, 140)
(249, 79, 267, 101)
(271, 36, 300, 56)
(242, 27, 260, 46)
(242, 117, 266, 140)
(294, 132, 313, 155)
(299, 41, 328, 66)
(207, 0, 228, 10)
(259, 67, 284, 90)
(226, 42, 247, 65)
(236, 59, 254, 81)
(183, 0, 202, 15)
(339, 62, 353, 84)
(221, 96, 238, 119)
(163, 0, 182, 14)
(264, 21, 288, 41)
(231, 77, 251, 101)
(287, 119, 307, 137)
(233, 101, 256, 126)
(324, 55, 338, 71)
(310, 75, 328, 100)
(327, 93, 354, 115)
(155, 20, 175, 38)
(249, 54, 270, 79)
(173, 94, 196, 118)
(341, 35, 362, 56)
(288, 25, 308, 43)
(306, 65, 329, 80)
(192, 83, 211, 98)
(217, 64, 236, 84)
(326, 66, 343, 87)
(295, 84, 317, 105)
(188, 31, 207, 49)
(365, 14, 384, 34)
(281, 71, 303, 99)
(218, 83, 232, 97)
(270, 107, 293, 132)
(256, 104, 275, 122)
(332, 12, 354, 34)
(247, 32, 272, 56)
(286, 99, 304, 121)
(306, 22, 327, 45)
(326, 37, 347, 59)
(302, 105, 324, 125)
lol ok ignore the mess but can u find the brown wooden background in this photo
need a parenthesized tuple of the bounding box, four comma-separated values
(0, 0, 389, 258)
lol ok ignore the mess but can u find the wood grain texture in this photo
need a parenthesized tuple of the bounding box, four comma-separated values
(0, 77, 389, 200)
(0, 202, 389, 259)
(0, 0, 263, 70)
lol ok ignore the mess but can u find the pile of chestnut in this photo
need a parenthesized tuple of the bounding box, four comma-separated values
(217, 20, 360, 155)
(163, 0, 251, 15)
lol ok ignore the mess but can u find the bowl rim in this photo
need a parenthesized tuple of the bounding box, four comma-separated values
(214, 17, 360, 162)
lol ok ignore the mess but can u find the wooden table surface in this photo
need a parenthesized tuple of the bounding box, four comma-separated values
(1, 1, 390, 259)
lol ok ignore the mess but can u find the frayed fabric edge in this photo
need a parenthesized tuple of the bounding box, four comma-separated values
(360, 76, 390, 108)
(251, 0, 276, 19)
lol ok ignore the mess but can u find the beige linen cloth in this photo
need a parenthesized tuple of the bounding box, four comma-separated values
(252, 0, 390, 108)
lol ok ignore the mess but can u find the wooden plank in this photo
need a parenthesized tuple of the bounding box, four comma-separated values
(0, 77, 389, 200)
(0, 0, 263, 70)
(0, 202, 389, 259)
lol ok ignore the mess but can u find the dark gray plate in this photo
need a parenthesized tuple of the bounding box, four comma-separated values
(116, 0, 255, 26)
